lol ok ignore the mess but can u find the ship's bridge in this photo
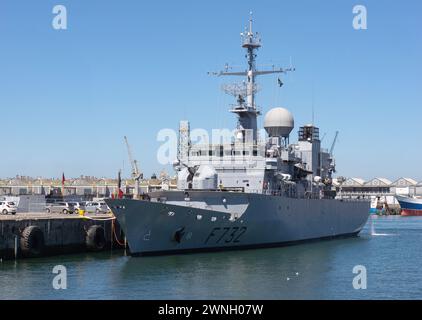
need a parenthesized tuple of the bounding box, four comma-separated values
(188, 143, 265, 158)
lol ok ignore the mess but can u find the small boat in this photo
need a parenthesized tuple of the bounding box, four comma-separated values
(396, 195, 422, 216)
(370, 196, 383, 215)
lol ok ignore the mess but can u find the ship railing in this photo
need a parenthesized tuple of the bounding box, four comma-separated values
(336, 197, 371, 202)
(262, 189, 323, 200)
(339, 192, 395, 197)
(189, 143, 266, 154)
(258, 189, 373, 202)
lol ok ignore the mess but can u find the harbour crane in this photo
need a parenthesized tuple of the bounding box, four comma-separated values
(326, 131, 339, 175)
(124, 136, 143, 199)
(330, 131, 339, 156)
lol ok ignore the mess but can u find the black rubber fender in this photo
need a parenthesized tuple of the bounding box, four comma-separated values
(86, 225, 106, 251)
(20, 226, 45, 257)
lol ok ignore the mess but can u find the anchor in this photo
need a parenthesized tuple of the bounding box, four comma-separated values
(173, 227, 186, 243)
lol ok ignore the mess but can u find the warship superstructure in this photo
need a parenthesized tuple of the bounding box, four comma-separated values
(106, 16, 370, 256)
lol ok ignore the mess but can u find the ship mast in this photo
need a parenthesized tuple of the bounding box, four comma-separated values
(210, 13, 295, 144)
(243, 12, 259, 109)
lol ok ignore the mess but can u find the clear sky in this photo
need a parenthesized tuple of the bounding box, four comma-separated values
(1, 0, 421, 181)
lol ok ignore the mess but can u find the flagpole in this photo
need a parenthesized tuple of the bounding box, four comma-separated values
(62, 172, 65, 199)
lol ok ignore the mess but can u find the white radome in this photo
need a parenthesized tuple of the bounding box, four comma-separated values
(264, 107, 294, 137)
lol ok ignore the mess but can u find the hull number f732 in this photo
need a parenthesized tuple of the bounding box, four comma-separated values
(205, 227, 247, 244)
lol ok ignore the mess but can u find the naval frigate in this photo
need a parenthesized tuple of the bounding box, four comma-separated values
(106, 16, 370, 256)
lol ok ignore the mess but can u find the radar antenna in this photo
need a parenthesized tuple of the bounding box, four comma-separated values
(221, 82, 261, 106)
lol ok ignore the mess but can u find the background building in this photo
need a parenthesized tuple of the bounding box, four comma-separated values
(1, 175, 420, 205)
(337, 177, 421, 207)
(0, 174, 177, 198)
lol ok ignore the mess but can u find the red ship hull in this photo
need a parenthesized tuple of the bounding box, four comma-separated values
(401, 209, 422, 217)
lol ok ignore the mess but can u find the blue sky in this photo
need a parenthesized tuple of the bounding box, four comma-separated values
(0, 0, 421, 180)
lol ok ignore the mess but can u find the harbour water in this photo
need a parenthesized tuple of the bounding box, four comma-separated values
(1, 216, 421, 300)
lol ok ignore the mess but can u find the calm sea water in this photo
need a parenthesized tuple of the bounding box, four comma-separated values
(1, 216, 421, 300)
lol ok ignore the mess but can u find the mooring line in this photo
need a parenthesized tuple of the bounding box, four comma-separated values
(81, 215, 116, 221)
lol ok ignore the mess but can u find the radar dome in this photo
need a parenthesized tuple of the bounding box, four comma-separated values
(264, 107, 294, 137)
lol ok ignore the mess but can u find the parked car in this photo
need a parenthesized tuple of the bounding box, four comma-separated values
(84, 201, 109, 214)
(0, 201, 17, 215)
(67, 202, 86, 214)
(45, 202, 75, 214)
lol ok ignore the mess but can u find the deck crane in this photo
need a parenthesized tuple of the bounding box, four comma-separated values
(124, 136, 143, 199)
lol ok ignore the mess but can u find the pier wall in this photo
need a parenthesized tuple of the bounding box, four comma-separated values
(0, 214, 124, 260)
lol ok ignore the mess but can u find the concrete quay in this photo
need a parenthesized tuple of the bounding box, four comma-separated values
(0, 212, 124, 260)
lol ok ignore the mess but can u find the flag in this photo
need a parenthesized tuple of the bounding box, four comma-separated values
(117, 170, 123, 199)
(277, 78, 284, 87)
(61, 172, 65, 196)
(117, 170, 122, 190)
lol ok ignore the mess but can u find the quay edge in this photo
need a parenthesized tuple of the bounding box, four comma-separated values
(0, 213, 124, 261)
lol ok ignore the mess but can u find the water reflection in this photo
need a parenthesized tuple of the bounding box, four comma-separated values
(1, 217, 421, 300)
(116, 237, 369, 299)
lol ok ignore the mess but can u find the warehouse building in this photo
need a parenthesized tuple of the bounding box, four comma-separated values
(337, 177, 421, 205)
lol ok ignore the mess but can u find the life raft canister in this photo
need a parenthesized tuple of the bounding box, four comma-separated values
(86, 225, 106, 251)
(20, 226, 45, 257)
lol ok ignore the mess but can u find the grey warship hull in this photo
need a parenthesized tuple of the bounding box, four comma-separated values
(106, 191, 370, 256)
